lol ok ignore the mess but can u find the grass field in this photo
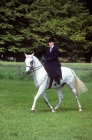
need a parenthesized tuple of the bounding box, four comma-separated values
(0, 62, 92, 140)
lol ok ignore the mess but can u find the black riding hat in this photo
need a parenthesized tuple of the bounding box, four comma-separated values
(48, 37, 55, 43)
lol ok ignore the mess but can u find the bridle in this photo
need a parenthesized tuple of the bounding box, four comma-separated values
(26, 57, 43, 72)
(26, 65, 43, 72)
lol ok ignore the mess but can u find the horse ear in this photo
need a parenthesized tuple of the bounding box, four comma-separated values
(32, 53, 34, 56)
(24, 53, 27, 57)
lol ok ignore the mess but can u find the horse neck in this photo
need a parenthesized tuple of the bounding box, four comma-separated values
(33, 56, 41, 68)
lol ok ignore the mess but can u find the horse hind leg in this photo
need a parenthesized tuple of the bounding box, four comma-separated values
(42, 92, 55, 112)
(55, 87, 64, 110)
(67, 81, 82, 112)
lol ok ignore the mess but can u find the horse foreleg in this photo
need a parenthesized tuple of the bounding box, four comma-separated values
(42, 92, 55, 112)
(55, 87, 64, 110)
(31, 85, 46, 112)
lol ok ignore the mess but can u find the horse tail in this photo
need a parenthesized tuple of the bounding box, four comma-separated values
(72, 70, 88, 94)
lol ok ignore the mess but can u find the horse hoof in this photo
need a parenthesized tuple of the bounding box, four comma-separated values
(54, 108, 58, 111)
(79, 109, 82, 112)
(52, 109, 55, 113)
(79, 107, 82, 112)
(30, 110, 35, 113)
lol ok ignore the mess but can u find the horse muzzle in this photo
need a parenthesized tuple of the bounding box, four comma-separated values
(26, 66, 32, 74)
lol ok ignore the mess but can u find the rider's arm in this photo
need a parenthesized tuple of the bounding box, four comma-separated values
(50, 47, 59, 61)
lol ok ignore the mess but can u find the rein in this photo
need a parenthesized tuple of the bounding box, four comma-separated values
(26, 65, 43, 72)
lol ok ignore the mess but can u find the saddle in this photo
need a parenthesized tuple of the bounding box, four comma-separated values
(48, 76, 61, 89)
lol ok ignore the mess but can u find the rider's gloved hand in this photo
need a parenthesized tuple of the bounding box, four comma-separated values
(47, 58, 52, 61)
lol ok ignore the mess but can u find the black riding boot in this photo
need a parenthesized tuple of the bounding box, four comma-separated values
(55, 76, 60, 85)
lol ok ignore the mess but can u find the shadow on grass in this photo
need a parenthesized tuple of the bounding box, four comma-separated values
(35, 107, 79, 113)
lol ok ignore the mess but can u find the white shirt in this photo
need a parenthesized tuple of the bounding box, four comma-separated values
(50, 45, 54, 52)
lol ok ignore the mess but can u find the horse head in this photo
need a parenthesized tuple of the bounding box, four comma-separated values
(25, 53, 34, 74)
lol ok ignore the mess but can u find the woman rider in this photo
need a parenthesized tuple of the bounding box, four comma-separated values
(43, 37, 62, 85)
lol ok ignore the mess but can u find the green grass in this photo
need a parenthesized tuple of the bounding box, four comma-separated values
(0, 80, 92, 140)
(0, 62, 92, 140)
(63, 63, 92, 69)
(0, 62, 92, 81)
(0, 61, 25, 66)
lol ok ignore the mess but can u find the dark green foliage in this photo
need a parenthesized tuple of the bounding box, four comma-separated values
(0, 0, 92, 61)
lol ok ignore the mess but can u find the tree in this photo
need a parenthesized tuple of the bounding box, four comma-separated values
(0, 0, 92, 62)
(0, 0, 33, 53)
(79, 0, 92, 14)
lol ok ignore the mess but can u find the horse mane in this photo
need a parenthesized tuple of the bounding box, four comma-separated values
(33, 56, 42, 66)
